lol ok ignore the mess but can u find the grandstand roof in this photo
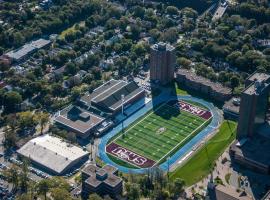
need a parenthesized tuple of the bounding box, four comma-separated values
(80, 79, 145, 112)
(17, 135, 89, 174)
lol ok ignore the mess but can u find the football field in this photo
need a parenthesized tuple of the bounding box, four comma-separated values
(106, 100, 212, 168)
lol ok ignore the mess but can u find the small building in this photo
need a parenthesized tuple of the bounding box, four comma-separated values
(208, 183, 253, 200)
(81, 164, 123, 199)
(223, 97, 240, 120)
(17, 135, 89, 175)
(176, 69, 232, 102)
(54, 105, 105, 138)
(79, 79, 145, 116)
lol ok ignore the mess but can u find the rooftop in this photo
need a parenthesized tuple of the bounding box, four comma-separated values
(231, 134, 270, 167)
(82, 164, 121, 188)
(17, 135, 89, 174)
(247, 72, 270, 83)
(177, 69, 232, 94)
(244, 72, 270, 95)
(80, 79, 144, 112)
(223, 97, 240, 115)
(5, 39, 51, 61)
(55, 105, 105, 134)
(151, 42, 175, 51)
(215, 185, 253, 200)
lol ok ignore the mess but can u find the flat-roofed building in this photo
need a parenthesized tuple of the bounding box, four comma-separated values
(81, 164, 122, 199)
(176, 69, 232, 102)
(17, 135, 89, 175)
(79, 79, 145, 115)
(4, 38, 51, 63)
(208, 184, 253, 200)
(150, 42, 176, 85)
(223, 97, 240, 120)
(54, 105, 105, 138)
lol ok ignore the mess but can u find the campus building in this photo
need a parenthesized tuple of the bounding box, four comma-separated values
(81, 164, 123, 199)
(54, 105, 105, 138)
(176, 69, 232, 102)
(208, 183, 253, 200)
(230, 72, 270, 174)
(17, 135, 89, 175)
(79, 79, 145, 115)
(3, 38, 51, 63)
(236, 72, 270, 139)
(150, 42, 176, 85)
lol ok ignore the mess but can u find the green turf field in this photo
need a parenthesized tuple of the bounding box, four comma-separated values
(110, 102, 211, 164)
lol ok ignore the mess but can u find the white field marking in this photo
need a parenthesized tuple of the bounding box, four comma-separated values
(106, 151, 143, 169)
(109, 102, 171, 156)
(154, 115, 212, 166)
(166, 101, 213, 120)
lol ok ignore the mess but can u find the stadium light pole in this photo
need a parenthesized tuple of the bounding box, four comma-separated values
(121, 94, 125, 134)
(167, 156, 170, 181)
(202, 141, 211, 169)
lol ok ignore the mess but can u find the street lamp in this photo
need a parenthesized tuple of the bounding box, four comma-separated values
(202, 141, 211, 169)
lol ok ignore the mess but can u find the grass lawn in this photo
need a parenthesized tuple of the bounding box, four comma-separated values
(107, 100, 212, 168)
(174, 82, 189, 95)
(59, 21, 85, 39)
(170, 120, 237, 186)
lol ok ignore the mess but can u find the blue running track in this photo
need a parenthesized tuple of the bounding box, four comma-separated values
(98, 95, 223, 174)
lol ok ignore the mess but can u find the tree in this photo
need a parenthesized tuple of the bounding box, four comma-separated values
(5, 165, 19, 191)
(51, 188, 72, 200)
(35, 112, 50, 134)
(166, 6, 178, 15)
(3, 129, 17, 149)
(20, 159, 30, 192)
(17, 111, 37, 129)
(177, 57, 192, 69)
(126, 183, 140, 200)
(65, 62, 78, 75)
(37, 179, 50, 200)
(16, 193, 32, 200)
(230, 75, 240, 92)
(169, 178, 185, 199)
(88, 193, 103, 200)
(133, 6, 145, 18)
(3, 91, 22, 112)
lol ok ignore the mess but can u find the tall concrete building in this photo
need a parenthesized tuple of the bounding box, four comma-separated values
(237, 72, 270, 139)
(150, 42, 176, 85)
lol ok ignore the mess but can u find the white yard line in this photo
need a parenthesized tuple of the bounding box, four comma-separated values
(110, 102, 168, 145)
(154, 116, 212, 166)
(108, 100, 213, 167)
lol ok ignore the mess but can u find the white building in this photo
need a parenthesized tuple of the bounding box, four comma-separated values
(17, 135, 89, 175)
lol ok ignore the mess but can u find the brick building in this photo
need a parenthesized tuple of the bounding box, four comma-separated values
(176, 69, 232, 102)
(81, 164, 123, 199)
(150, 42, 176, 85)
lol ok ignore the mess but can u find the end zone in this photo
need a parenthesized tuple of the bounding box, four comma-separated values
(106, 142, 156, 168)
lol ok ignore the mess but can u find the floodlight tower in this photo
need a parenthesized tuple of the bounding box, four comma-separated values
(121, 94, 125, 115)
(121, 94, 125, 135)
